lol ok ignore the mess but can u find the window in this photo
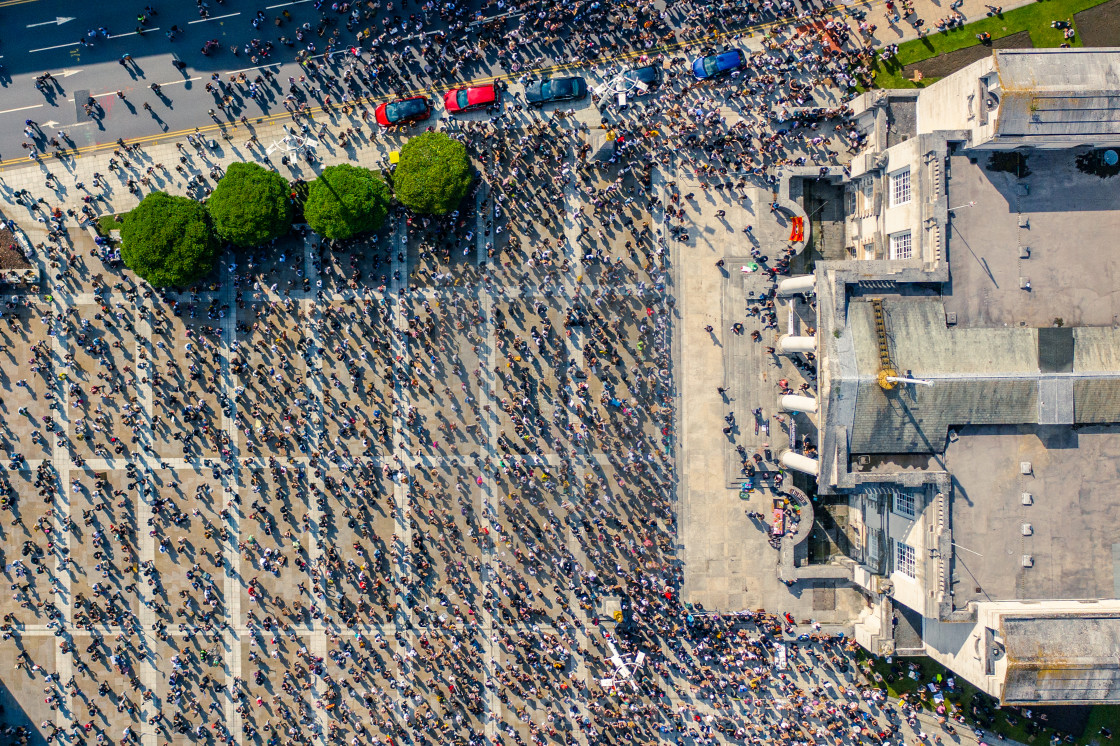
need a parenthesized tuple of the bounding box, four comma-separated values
(889, 231, 913, 260)
(868, 528, 883, 564)
(890, 167, 912, 206)
(893, 491, 916, 518)
(896, 541, 917, 579)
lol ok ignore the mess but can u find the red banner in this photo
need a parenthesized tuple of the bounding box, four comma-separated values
(789, 216, 804, 243)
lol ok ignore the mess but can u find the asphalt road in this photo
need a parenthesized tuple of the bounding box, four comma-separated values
(0, 0, 524, 159)
(0, 0, 856, 163)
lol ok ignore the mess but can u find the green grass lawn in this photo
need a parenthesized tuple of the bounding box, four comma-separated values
(856, 650, 1118, 745)
(869, 0, 1109, 89)
(95, 213, 125, 238)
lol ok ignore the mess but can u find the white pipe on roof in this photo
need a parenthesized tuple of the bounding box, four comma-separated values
(778, 334, 816, 354)
(780, 394, 818, 413)
(777, 274, 816, 296)
(780, 450, 819, 477)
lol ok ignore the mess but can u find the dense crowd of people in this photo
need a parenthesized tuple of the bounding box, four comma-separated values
(0, 0, 1073, 744)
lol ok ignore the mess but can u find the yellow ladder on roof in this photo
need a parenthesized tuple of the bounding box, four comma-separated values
(871, 298, 898, 390)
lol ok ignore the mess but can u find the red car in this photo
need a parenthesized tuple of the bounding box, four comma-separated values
(374, 96, 432, 127)
(443, 84, 499, 114)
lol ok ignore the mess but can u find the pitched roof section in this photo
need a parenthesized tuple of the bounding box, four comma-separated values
(843, 299, 1120, 453)
(1001, 614, 1120, 704)
(994, 50, 1120, 140)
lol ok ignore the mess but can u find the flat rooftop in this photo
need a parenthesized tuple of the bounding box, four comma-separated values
(945, 425, 1120, 608)
(942, 151, 1120, 329)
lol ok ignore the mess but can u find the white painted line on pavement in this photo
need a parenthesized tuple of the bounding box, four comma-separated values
(72, 75, 203, 101)
(29, 41, 79, 53)
(109, 27, 160, 39)
(163, 76, 203, 86)
(469, 9, 525, 26)
(266, 0, 312, 8)
(223, 63, 283, 76)
(189, 12, 241, 24)
(0, 104, 43, 115)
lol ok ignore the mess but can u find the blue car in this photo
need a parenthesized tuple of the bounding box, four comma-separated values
(692, 49, 746, 79)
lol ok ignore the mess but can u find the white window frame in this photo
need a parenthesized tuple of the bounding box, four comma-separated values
(892, 491, 916, 519)
(889, 231, 913, 260)
(867, 528, 883, 564)
(896, 541, 917, 579)
(889, 167, 912, 207)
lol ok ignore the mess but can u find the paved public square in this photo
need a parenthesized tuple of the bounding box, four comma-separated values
(0, 0, 1080, 742)
(0, 130, 1024, 746)
(0, 126, 692, 744)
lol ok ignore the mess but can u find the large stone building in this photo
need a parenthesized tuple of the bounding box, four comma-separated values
(775, 49, 1120, 705)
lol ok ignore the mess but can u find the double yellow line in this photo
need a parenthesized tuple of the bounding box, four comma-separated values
(0, 0, 882, 168)
(0, 0, 39, 7)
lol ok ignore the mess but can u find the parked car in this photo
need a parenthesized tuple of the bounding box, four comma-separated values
(525, 76, 587, 107)
(691, 49, 746, 79)
(621, 64, 662, 93)
(443, 83, 500, 113)
(374, 96, 432, 126)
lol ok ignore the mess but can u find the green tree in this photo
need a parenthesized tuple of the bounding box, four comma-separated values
(206, 162, 293, 248)
(392, 131, 472, 215)
(303, 164, 391, 240)
(120, 192, 219, 287)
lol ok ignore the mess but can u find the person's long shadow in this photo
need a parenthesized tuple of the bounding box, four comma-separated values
(148, 110, 170, 132)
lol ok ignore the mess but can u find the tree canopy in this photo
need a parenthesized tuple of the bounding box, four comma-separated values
(392, 131, 472, 215)
(120, 192, 219, 288)
(206, 162, 293, 248)
(303, 164, 391, 240)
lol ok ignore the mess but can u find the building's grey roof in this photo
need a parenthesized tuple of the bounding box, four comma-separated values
(1076, 379, 1120, 422)
(994, 50, 1120, 140)
(842, 299, 1120, 453)
(995, 49, 1120, 94)
(1001, 614, 1120, 704)
(850, 377, 1037, 453)
(944, 425, 1120, 608)
(997, 94, 1120, 140)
